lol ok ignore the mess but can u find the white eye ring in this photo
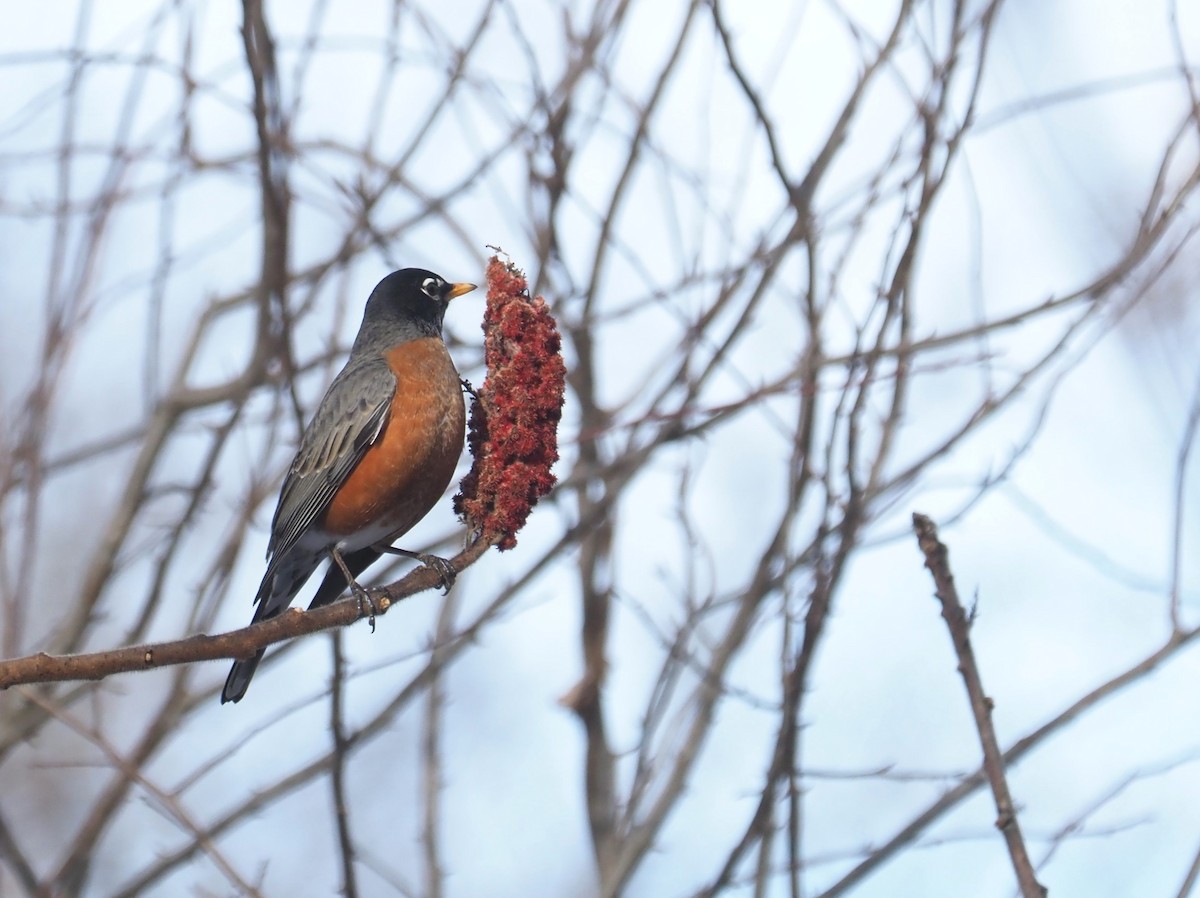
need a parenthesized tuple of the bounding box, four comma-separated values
(420, 276, 442, 299)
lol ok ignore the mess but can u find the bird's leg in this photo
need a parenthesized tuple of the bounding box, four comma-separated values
(330, 546, 378, 632)
(373, 544, 456, 594)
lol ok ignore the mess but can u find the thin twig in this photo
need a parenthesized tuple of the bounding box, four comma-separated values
(329, 632, 359, 898)
(912, 513, 1046, 898)
(422, 587, 458, 898)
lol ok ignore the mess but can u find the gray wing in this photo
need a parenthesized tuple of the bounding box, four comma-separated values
(265, 357, 397, 565)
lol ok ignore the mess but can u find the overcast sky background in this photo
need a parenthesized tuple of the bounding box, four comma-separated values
(3, 1, 1200, 896)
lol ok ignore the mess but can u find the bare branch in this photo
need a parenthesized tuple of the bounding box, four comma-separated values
(0, 536, 495, 691)
(329, 632, 360, 898)
(912, 513, 1045, 898)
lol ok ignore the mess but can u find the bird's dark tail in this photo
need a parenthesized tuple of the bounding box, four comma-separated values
(221, 584, 280, 703)
(221, 651, 265, 704)
(221, 554, 320, 704)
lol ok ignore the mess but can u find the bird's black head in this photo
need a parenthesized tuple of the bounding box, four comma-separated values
(357, 268, 477, 346)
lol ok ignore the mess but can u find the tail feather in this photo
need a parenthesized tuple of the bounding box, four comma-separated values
(221, 651, 265, 704)
(221, 552, 321, 705)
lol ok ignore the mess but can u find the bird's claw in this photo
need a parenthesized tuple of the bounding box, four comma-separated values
(350, 583, 379, 632)
(419, 554, 456, 594)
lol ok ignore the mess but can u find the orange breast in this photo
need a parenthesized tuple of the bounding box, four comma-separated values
(321, 337, 465, 543)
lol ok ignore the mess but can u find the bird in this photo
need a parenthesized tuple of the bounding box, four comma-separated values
(221, 268, 476, 704)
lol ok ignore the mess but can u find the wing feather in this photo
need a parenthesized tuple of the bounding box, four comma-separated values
(265, 358, 396, 565)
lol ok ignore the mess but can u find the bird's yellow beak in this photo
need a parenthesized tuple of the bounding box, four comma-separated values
(447, 282, 477, 300)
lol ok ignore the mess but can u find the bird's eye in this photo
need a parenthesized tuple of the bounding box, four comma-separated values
(420, 276, 442, 299)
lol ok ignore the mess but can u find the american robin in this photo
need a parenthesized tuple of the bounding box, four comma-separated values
(221, 268, 476, 704)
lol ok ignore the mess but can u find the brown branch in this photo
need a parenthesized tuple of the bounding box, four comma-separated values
(23, 689, 262, 898)
(422, 586, 457, 898)
(0, 809, 40, 895)
(49, 667, 191, 891)
(911, 513, 1046, 898)
(818, 619, 1200, 897)
(109, 523, 574, 897)
(329, 632, 359, 898)
(1175, 839, 1200, 898)
(1168, 362, 1200, 629)
(0, 535, 495, 691)
(693, 365, 836, 898)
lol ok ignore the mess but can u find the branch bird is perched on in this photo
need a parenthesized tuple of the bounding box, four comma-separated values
(222, 268, 476, 704)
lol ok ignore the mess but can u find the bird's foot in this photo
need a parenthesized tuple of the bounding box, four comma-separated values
(417, 554, 456, 594)
(331, 546, 379, 632)
(373, 544, 456, 593)
(348, 581, 378, 632)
